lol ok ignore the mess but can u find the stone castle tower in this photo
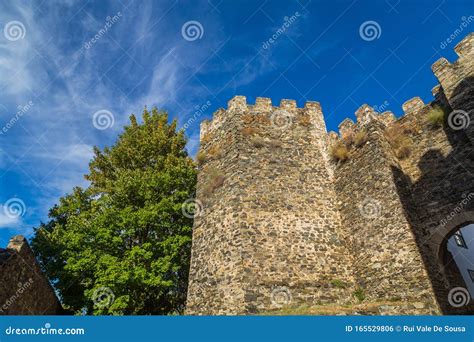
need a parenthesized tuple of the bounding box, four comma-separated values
(186, 32, 474, 315)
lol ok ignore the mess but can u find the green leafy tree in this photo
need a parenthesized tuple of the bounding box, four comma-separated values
(31, 108, 197, 315)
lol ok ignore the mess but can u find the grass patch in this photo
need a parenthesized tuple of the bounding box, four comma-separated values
(385, 125, 412, 159)
(196, 151, 207, 166)
(354, 130, 368, 147)
(207, 145, 222, 159)
(202, 168, 225, 197)
(426, 105, 446, 127)
(353, 288, 366, 302)
(342, 131, 355, 146)
(330, 142, 349, 163)
(330, 279, 347, 289)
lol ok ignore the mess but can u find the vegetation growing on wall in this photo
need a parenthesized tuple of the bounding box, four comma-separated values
(385, 124, 413, 159)
(354, 130, 368, 147)
(330, 142, 349, 162)
(426, 105, 446, 127)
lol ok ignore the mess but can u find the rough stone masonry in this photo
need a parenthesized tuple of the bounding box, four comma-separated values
(0, 235, 62, 315)
(186, 32, 474, 315)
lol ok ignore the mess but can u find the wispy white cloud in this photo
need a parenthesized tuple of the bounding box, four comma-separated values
(0, 0, 276, 236)
(0, 206, 21, 229)
(0, 1, 218, 231)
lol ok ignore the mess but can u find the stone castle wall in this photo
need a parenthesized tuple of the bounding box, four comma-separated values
(333, 113, 440, 314)
(187, 32, 474, 315)
(0, 235, 62, 315)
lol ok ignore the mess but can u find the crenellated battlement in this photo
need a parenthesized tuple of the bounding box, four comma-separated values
(200, 32, 473, 159)
(328, 32, 474, 143)
(254, 97, 273, 112)
(402, 97, 425, 115)
(199, 96, 327, 146)
(454, 32, 474, 57)
(431, 33, 474, 100)
(432, 32, 473, 73)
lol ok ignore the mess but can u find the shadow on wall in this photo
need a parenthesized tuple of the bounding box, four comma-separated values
(391, 76, 474, 314)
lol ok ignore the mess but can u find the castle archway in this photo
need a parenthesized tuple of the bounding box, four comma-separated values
(444, 223, 474, 297)
(432, 211, 474, 257)
(435, 211, 474, 313)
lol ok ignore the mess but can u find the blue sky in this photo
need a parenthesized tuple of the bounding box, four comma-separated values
(0, 0, 472, 245)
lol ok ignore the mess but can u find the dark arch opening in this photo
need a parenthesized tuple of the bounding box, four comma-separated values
(439, 222, 474, 314)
